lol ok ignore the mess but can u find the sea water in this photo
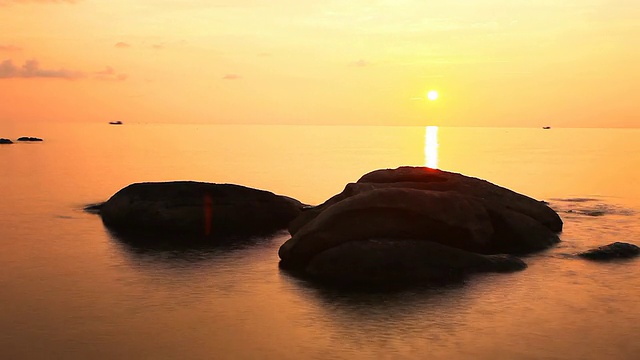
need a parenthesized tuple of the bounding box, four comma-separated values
(1, 123, 639, 359)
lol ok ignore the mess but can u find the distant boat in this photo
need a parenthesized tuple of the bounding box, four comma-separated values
(542, 126, 551, 129)
(109, 121, 123, 125)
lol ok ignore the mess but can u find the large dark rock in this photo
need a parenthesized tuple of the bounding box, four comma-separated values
(280, 188, 495, 266)
(291, 167, 562, 235)
(17, 136, 43, 142)
(578, 242, 640, 260)
(92, 181, 305, 238)
(280, 167, 562, 287)
(304, 239, 526, 287)
(0, 138, 13, 144)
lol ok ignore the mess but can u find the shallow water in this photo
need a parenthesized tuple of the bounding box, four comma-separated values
(1, 123, 639, 359)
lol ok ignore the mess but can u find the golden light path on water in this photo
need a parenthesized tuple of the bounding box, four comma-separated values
(424, 126, 439, 169)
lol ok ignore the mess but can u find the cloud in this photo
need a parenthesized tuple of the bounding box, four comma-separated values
(0, 45, 22, 52)
(94, 66, 127, 81)
(151, 44, 164, 50)
(0, 0, 79, 5)
(222, 74, 241, 80)
(0, 59, 83, 79)
(351, 59, 370, 67)
(95, 66, 115, 76)
(0, 59, 128, 81)
(114, 42, 131, 49)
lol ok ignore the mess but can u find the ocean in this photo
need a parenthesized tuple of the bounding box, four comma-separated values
(1, 123, 639, 359)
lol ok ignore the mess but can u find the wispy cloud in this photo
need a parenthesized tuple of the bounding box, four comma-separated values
(0, 0, 79, 5)
(0, 45, 22, 52)
(0, 59, 83, 79)
(222, 74, 241, 80)
(114, 42, 131, 49)
(151, 44, 164, 50)
(94, 66, 127, 81)
(351, 59, 370, 67)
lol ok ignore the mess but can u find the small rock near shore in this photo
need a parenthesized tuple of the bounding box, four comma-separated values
(578, 242, 640, 260)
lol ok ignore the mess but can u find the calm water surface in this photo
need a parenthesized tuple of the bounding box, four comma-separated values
(1, 123, 639, 359)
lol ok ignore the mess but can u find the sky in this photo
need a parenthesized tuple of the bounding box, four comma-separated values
(0, 0, 638, 127)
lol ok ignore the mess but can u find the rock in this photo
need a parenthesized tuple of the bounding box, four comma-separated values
(360, 166, 563, 232)
(93, 181, 305, 238)
(303, 238, 527, 287)
(109, 121, 123, 125)
(83, 203, 103, 214)
(280, 188, 496, 266)
(0, 138, 13, 144)
(280, 166, 562, 287)
(482, 205, 560, 254)
(290, 167, 562, 235)
(17, 137, 43, 142)
(578, 242, 640, 260)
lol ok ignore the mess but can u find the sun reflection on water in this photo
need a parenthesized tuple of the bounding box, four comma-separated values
(424, 126, 439, 169)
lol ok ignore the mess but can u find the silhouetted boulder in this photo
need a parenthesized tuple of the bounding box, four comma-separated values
(280, 167, 562, 287)
(280, 188, 495, 266)
(292, 167, 562, 235)
(17, 137, 43, 142)
(0, 138, 12, 144)
(578, 242, 640, 260)
(92, 181, 305, 238)
(304, 239, 526, 287)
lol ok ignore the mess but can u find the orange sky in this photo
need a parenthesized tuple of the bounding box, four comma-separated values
(0, 0, 638, 127)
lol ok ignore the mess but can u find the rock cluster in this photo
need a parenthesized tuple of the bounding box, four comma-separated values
(88, 167, 567, 287)
(1, 137, 44, 143)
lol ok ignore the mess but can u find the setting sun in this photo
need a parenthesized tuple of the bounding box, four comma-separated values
(2, 1, 640, 359)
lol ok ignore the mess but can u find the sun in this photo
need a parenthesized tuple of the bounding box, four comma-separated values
(427, 90, 439, 101)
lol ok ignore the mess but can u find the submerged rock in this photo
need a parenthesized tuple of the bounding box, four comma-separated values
(17, 136, 43, 142)
(92, 181, 305, 238)
(578, 242, 640, 260)
(280, 166, 562, 287)
(0, 138, 13, 144)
